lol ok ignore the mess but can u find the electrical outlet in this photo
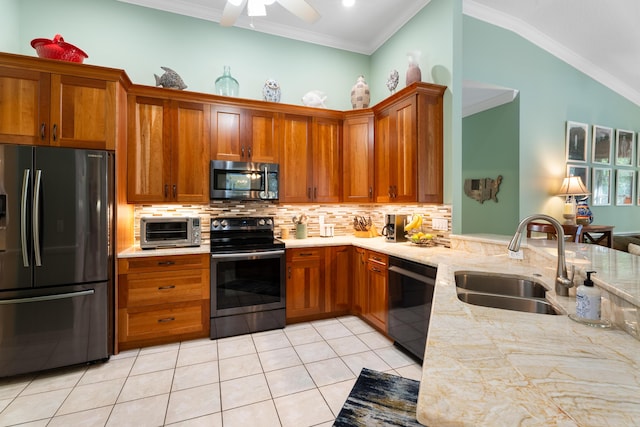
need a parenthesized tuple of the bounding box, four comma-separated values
(432, 218, 448, 231)
(508, 250, 524, 260)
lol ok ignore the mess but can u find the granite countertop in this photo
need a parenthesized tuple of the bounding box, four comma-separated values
(118, 234, 640, 425)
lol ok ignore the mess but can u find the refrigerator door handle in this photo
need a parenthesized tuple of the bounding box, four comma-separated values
(33, 169, 42, 267)
(20, 169, 30, 267)
(0, 289, 95, 305)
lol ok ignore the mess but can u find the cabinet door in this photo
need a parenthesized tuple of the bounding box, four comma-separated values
(286, 249, 325, 320)
(343, 115, 374, 203)
(246, 110, 279, 163)
(50, 74, 116, 150)
(312, 117, 342, 203)
(0, 67, 49, 145)
(374, 111, 393, 203)
(352, 247, 367, 315)
(367, 261, 388, 332)
(211, 106, 243, 161)
(391, 98, 418, 202)
(127, 96, 171, 202)
(172, 101, 210, 203)
(327, 246, 351, 313)
(280, 114, 313, 202)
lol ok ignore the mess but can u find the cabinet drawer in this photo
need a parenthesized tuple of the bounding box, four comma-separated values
(287, 248, 323, 262)
(367, 252, 388, 267)
(120, 269, 208, 308)
(119, 301, 204, 341)
(118, 253, 208, 274)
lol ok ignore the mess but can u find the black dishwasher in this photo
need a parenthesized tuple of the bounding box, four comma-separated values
(388, 256, 437, 362)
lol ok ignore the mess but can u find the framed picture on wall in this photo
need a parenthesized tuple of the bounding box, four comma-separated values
(567, 164, 589, 189)
(566, 121, 588, 162)
(615, 169, 635, 206)
(592, 168, 611, 206)
(592, 125, 612, 164)
(615, 129, 635, 166)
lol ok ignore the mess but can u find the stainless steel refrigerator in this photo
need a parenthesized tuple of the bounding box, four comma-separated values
(0, 144, 113, 377)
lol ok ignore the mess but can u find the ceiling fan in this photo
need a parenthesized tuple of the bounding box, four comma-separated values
(220, 0, 320, 27)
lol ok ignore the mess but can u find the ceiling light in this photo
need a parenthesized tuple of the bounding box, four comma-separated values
(247, 0, 267, 17)
(228, 0, 243, 6)
(342, 0, 355, 7)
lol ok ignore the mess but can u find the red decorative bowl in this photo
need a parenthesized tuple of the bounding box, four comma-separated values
(30, 34, 88, 63)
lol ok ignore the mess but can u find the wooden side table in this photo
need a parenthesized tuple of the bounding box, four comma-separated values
(580, 225, 614, 248)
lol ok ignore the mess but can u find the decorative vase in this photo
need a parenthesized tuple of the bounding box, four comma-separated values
(295, 223, 307, 239)
(350, 75, 370, 109)
(576, 197, 594, 225)
(262, 79, 281, 102)
(406, 51, 422, 86)
(386, 69, 399, 94)
(214, 65, 239, 97)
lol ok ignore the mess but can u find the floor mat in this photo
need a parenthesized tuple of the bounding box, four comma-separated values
(333, 368, 422, 426)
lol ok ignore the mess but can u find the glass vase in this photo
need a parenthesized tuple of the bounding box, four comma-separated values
(215, 65, 239, 97)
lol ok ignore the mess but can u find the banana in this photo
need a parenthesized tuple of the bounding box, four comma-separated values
(404, 214, 422, 231)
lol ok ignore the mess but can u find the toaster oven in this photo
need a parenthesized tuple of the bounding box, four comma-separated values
(140, 216, 201, 249)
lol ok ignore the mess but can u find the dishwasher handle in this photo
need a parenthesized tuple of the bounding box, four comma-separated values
(388, 265, 434, 285)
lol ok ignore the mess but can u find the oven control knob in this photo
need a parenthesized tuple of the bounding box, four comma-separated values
(266, 218, 273, 226)
(220, 220, 228, 228)
(212, 220, 220, 228)
(258, 219, 265, 226)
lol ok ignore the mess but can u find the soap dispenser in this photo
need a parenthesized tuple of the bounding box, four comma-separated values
(575, 271, 601, 320)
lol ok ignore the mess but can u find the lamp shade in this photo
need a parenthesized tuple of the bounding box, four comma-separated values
(557, 176, 590, 196)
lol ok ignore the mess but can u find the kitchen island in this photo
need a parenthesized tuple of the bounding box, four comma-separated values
(284, 234, 640, 426)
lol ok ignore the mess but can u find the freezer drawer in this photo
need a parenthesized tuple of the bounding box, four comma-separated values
(0, 282, 109, 377)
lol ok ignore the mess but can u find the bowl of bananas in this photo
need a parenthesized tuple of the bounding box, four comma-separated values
(404, 214, 435, 246)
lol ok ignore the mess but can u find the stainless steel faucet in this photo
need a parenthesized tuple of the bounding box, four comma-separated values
(508, 214, 575, 296)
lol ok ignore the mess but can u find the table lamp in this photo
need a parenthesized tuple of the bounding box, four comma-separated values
(557, 176, 590, 225)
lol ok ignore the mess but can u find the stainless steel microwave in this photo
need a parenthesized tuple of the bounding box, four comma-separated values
(140, 216, 201, 249)
(210, 160, 279, 200)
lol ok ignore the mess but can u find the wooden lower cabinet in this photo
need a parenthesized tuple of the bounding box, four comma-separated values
(364, 251, 388, 332)
(327, 246, 351, 315)
(351, 247, 368, 315)
(286, 248, 325, 321)
(117, 253, 210, 350)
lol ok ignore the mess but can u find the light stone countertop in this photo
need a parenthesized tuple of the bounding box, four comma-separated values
(118, 234, 640, 426)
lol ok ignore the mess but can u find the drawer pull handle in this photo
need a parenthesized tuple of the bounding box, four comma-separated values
(371, 267, 381, 273)
(158, 261, 175, 266)
(158, 285, 176, 290)
(299, 253, 313, 257)
(158, 317, 175, 323)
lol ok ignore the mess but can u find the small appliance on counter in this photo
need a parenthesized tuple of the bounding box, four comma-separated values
(382, 214, 408, 242)
(140, 216, 201, 249)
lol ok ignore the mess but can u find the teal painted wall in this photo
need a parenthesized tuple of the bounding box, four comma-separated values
(0, 0, 20, 52)
(371, 0, 462, 208)
(461, 99, 519, 234)
(463, 16, 640, 233)
(14, 0, 369, 110)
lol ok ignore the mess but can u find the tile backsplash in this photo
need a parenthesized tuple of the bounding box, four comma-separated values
(134, 201, 452, 247)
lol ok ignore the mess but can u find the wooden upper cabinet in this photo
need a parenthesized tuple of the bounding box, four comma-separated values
(211, 106, 278, 163)
(311, 117, 342, 203)
(374, 97, 418, 203)
(0, 66, 116, 149)
(343, 114, 374, 203)
(128, 93, 210, 203)
(279, 114, 313, 202)
(280, 114, 342, 203)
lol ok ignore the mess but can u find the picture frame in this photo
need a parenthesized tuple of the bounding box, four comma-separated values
(592, 125, 612, 164)
(615, 129, 635, 166)
(566, 121, 588, 162)
(615, 169, 635, 206)
(566, 164, 589, 190)
(591, 168, 611, 206)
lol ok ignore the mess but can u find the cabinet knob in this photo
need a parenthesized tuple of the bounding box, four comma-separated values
(248, 147, 252, 158)
(369, 187, 373, 199)
(172, 184, 177, 199)
(164, 185, 169, 198)
(158, 317, 175, 323)
(158, 261, 175, 266)
(288, 266, 291, 279)
(40, 123, 46, 141)
(241, 146, 245, 157)
(158, 285, 176, 290)
(52, 124, 57, 142)
(314, 187, 317, 199)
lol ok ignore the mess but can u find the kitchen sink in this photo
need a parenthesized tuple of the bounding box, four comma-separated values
(454, 272, 547, 298)
(454, 272, 562, 315)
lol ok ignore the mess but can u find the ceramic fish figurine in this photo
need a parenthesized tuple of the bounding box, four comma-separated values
(301, 90, 327, 108)
(154, 66, 187, 90)
(263, 79, 281, 102)
(386, 69, 399, 94)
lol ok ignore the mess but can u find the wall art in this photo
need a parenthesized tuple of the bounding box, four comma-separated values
(615, 129, 635, 166)
(615, 169, 635, 206)
(566, 121, 588, 162)
(591, 168, 611, 206)
(592, 125, 612, 164)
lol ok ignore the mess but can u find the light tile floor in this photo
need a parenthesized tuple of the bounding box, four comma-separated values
(0, 316, 422, 427)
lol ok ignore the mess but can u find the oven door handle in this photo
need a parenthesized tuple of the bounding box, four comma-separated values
(388, 265, 433, 284)
(211, 250, 285, 261)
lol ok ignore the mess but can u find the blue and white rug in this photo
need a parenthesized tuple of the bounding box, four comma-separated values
(333, 368, 422, 426)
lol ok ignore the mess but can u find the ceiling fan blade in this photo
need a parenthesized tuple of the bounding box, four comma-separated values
(220, 0, 248, 27)
(276, 0, 320, 24)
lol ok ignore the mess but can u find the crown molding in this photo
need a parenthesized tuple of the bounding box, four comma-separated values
(463, 0, 640, 107)
(462, 80, 518, 118)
